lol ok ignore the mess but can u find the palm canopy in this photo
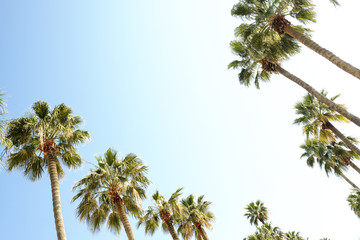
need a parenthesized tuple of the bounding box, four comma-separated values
(348, 190, 360, 218)
(300, 139, 358, 177)
(177, 194, 215, 240)
(244, 200, 268, 226)
(294, 91, 348, 142)
(137, 188, 183, 235)
(245, 223, 284, 240)
(228, 10, 301, 89)
(5, 101, 89, 180)
(231, 0, 315, 36)
(72, 148, 150, 235)
(232, 0, 316, 25)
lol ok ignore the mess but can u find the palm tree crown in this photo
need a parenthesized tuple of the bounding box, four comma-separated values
(300, 139, 350, 177)
(228, 20, 300, 88)
(348, 190, 360, 218)
(6, 101, 90, 179)
(300, 139, 360, 189)
(178, 194, 215, 240)
(245, 223, 284, 240)
(72, 148, 150, 238)
(245, 200, 268, 226)
(294, 91, 348, 142)
(231, 0, 316, 30)
(138, 188, 183, 240)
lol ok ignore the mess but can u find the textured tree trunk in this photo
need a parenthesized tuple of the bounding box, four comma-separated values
(199, 227, 209, 240)
(276, 66, 360, 127)
(115, 200, 136, 240)
(164, 219, 180, 240)
(340, 173, 360, 190)
(284, 25, 360, 80)
(48, 154, 67, 240)
(325, 121, 360, 175)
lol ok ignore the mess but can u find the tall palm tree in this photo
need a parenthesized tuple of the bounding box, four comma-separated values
(72, 148, 150, 240)
(178, 194, 215, 240)
(347, 190, 360, 218)
(138, 188, 183, 240)
(245, 200, 268, 226)
(231, 0, 360, 80)
(300, 139, 359, 189)
(5, 101, 90, 240)
(229, 18, 360, 128)
(294, 92, 360, 168)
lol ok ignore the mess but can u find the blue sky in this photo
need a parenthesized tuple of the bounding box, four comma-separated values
(1, 0, 360, 239)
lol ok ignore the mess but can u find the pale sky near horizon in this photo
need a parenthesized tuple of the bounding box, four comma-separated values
(1, 1, 360, 239)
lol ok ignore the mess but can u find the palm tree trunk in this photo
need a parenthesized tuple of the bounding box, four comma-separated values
(115, 199, 136, 240)
(48, 155, 67, 240)
(199, 227, 209, 240)
(276, 66, 360, 127)
(340, 172, 360, 190)
(284, 25, 360, 80)
(164, 219, 180, 240)
(325, 121, 360, 174)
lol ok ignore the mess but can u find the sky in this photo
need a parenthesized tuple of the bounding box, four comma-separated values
(1, 0, 360, 239)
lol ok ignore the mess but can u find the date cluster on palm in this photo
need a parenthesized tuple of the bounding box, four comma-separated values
(261, 59, 278, 73)
(271, 15, 290, 35)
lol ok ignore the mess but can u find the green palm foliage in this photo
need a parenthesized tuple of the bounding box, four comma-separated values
(245, 200, 268, 226)
(294, 92, 360, 172)
(300, 139, 359, 189)
(138, 188, 183, 240)
(228, 22, 300, 89)
(244, 202, 309, 240)
(72, 148, 150, 240)
(229, 9, 360, 128)
(5, 101, 90, 240)
(284, 231, 305, 240)
(347, 190, 360, 218)
(294, 91, 348, 142)
(245, 223, 284, 240)
(178, 194, 215, 240)
(231, 0, 360, 80)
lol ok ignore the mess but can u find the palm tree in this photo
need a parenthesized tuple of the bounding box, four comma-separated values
(300, 139, 359, 189)
(72, 148, 150, 240)
(245, 200, 268, 226)
(245, 223, 284, 240)
(347, 190, 360, 218)
(178, 194, 215, 240)
(5, 101, 90, 240)
(231, 0, 360, 80)
(138, 188, 183, 240)
(228, 26, 360, 128)
(294, 92, 360, 173)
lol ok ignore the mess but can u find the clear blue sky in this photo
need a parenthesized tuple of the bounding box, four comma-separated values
(1, 0, 360, 239)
